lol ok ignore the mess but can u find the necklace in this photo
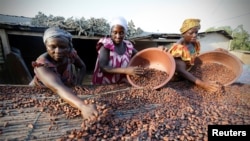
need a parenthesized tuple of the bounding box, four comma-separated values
(187, 43, 195, 54)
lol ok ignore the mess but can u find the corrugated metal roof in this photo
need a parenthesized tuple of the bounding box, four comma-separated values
(0, 14, 233, 40)
(129, 32, 181, 40)
(0, 14, 32, 25)
(0, 14, 106, 37)
(0, 14, 48, 33)
(199, 30, 233, 40)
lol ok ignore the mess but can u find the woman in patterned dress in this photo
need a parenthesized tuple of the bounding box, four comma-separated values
(92, 16, 144, 85)
(167, 18, 220, 92)
(29, 27, 98, 120)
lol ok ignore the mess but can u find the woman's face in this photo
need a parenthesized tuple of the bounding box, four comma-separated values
(111, 25, 125, 45)
(45, 37, 71, 62)
(182, 27, 199, 43)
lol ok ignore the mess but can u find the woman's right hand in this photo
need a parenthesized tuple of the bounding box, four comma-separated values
(80, 104, 98, 121)
(125, 66, 145, 76)
(197, 80, 219, 92)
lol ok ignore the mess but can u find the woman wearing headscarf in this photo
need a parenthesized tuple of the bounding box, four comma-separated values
(29, 27, 98, 120)
(92, 16, 144, 85)
(167, 18, 220, 92)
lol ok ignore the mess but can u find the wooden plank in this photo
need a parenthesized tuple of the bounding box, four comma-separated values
(0, 38, 4, 63)
(6, 30, 100, 40)
(0, 29, 11, 57)
(5, 52, 32, 84)
(7, 30, 43, 37)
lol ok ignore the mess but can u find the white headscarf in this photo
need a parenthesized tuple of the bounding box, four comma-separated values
(43, 27, 72, 44)
(110, 16, 128, 33)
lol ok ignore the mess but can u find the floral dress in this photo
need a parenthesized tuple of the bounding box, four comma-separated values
(168, 40, 200, 71)
(92, 37, 134, 85)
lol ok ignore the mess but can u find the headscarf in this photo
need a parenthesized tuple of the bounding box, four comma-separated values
(110, 16, 128, 33)
(43, 27, 73, 47)
(180, 19, 201, 34)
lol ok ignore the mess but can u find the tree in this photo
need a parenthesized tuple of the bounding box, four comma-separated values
(231, 25, 250, 51)
(31, 12, 143, 38)
(127, 20, 143, 38)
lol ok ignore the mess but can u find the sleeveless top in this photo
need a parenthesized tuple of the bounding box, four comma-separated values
(31, 48, 78, 86)
(92, 37, 134, 85)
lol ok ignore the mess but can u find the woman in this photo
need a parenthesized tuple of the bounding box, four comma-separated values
(92, 16, 144, 85)
(167, 18, 220, 92)
(29, 27, 97, 120)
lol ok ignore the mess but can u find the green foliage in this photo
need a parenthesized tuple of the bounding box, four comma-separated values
(31, 12, 143, 38)
(206, 25, 250, 51)
(231, 25, 250, 51)
(127, 20, 144, 38)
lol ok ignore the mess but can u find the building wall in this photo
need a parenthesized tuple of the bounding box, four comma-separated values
(133, 41, 158, 51)
(198, 33, 250, 64)
(229, 51, 250, 65)
(71, 39, 98, 73)
(133, 41, 174, 51)
(199, 33, 231, 53)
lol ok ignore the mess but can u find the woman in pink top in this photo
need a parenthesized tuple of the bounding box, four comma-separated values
(92, 16, 144, 85)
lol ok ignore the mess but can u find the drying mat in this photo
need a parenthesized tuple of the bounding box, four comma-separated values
(1, 82, 250, 140)
(0, 84, 144, 140)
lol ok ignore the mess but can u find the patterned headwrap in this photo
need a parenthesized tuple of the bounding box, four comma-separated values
(180, 19, 201, 34)
(43, 27, 73, 47)
(110, 16, 128, 33)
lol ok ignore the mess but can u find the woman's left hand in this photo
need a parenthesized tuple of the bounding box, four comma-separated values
(215, 48, 228, 53)
(74, 86, 89, 92)
(158, 46, 168, 52)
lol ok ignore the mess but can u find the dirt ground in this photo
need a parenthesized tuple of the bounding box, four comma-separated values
(0, 80, 249, 141)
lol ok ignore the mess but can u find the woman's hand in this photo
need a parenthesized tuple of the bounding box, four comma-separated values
(158, 46, 168, 52)
(196, 80, 219, 92)
(125, 66, 145, 76)
(214, 48, 228, 53)
(80, 104, 98, 121)
(74, 86, 89, 92)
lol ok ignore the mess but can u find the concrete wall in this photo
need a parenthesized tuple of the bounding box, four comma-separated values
(133, 41, 174, 51)
(198, 33, 249, 65)
(199, 33, 231, 53)
(229, 51, 250, 65)
(133, 32, 232, 53)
